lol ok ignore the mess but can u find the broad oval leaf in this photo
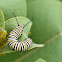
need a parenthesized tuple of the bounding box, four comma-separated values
(0, 16, 44, 55)
(25, 0, 62, 62)
(0, 0, 27, 20)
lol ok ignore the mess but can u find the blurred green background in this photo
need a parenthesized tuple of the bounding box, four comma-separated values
(0, 0, 62, 62)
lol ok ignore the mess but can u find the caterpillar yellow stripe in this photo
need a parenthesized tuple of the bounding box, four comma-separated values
(8, 24, 32, 52)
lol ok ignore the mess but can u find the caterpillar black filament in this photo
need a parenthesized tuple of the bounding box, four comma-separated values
(8, 13, 32, 52)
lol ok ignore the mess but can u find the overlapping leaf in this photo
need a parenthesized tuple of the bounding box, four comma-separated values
(0, 0, 27, 20)
(24, 0, 62, 62)
(0, 16, 44, 55)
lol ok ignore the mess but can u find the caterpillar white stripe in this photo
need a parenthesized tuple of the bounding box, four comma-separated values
(8, 24, 32, 52)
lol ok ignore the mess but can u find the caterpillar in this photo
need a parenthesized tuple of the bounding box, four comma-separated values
(7, 13, 32, 52)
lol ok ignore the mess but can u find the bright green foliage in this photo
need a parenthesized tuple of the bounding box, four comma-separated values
(0, 0, 27, 20)
(35, 58, 47, 62)
(0, 9, 5, 29)
(0, 0, 62, 62)
(26, 0, 62, 62)
(0, 16, 44, 55)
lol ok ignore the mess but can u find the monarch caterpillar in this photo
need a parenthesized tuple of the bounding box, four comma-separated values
(8, 13, 32, 52)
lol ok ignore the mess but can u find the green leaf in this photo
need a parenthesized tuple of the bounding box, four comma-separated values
(35, 58, 47, 62)
(0, 16, 32, 54)
(0, 16, 44, 55)
(0, 9, 5, 29)
(5, 16, 32, 41)
(20, 34, 62, 62)
(28, 43, 44, 50)
(1, 0, 62, 62)
(24, 0, 62, 62)
(0, 0, 27, 20)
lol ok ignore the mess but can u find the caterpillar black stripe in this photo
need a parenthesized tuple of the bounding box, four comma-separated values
(8, 24, 32, 52)
(8, 13, 32, 52)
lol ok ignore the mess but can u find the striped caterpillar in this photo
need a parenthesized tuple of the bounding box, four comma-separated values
(8, 13, 32, 52)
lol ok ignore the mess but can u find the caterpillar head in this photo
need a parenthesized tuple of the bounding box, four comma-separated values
(19, 24, 24, 31)
(19, 24, 24, 28)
